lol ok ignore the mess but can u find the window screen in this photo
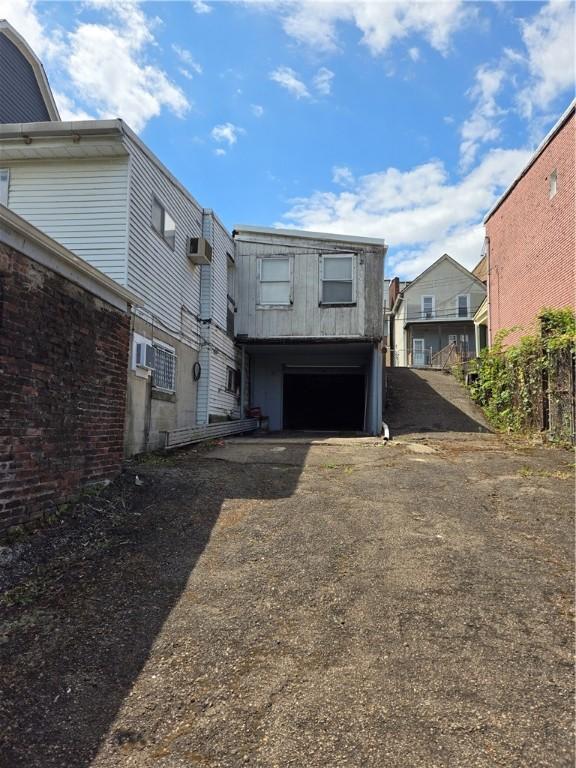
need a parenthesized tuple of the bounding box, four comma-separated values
(457, 295, 469, 318)
(422, 296, 434, 318)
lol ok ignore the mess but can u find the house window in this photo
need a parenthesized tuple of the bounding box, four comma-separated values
(0, 169, 9, 206)
(421, 295, 435, 319)
(258, 257, 292, 305)
(457, 294, 470, 318)
(549, 169, 558, 198)
(151, 197, 176, 249)
(321, 254, 355, 304)
(152, 342, 177, 392)
(448, 334, 457, 345)
(226, 366, 240, 393)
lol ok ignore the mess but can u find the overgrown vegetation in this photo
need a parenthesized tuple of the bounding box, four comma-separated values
(467, 308, 575, 440)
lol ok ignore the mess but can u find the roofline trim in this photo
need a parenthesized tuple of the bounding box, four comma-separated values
(484, 100, 575, 223)
(233, 224, 387, 249)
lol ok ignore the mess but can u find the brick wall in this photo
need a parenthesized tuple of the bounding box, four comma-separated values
(0, 242, 130, 533)
(487, 110, 575, 346)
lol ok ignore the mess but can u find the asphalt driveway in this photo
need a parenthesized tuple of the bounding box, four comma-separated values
(1, 426, 574, 767)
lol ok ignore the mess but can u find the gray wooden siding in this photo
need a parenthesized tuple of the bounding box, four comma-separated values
(235, 233, 384, 339)
(403, 259, 486, 324)
(207, 325, 241, 419)
(124, 134, 203, 334)
(0, 34, 51, 124)
(6, 158, 130, 283)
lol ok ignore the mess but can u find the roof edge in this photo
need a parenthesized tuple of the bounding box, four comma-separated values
(484, 100, 575, 223)
(233, 224, 387, 249)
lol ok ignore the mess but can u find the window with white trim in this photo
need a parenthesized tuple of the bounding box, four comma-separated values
(457, 294, 470, 318)
(151, 196, 176, 249)
(152, 342, 177, 392)
(258, 257, 293, 305)
(320, 254, 355, 304)
(549, 169, 557, 198)
(0, 169, 9, 206)
(421, 295, 435, 319)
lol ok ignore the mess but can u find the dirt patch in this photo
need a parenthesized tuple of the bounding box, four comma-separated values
(0, 434, 574, 768)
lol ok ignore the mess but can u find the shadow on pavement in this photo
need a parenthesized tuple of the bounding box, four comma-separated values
(0, 443, 310, 767)
(384, 367, 491, 436)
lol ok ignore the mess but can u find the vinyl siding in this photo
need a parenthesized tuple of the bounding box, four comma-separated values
(6, 158, 129, 283)
(0, 33, 51, 123)
(124, 134, 203, 336)
(207, 325, 241, 419)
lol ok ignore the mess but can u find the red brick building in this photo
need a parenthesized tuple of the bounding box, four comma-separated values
(485, 102, 575, 346)
(0, 206, 139, 534)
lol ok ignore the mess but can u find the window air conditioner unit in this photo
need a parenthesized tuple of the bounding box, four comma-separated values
(187, 236, 213, 265)
(135, 340, 155, 370)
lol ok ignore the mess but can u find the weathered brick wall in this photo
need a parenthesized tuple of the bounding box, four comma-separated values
(0, 242, 130, 533)
(487, 111, 575, 346)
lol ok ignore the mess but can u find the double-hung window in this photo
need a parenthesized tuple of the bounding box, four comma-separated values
(457, 294, 470, 318)
(258, 257, 293, 306)
(152, 342, 177, 392)
(320, 254, 355, 304)
(152, 197, 176, 249)
(421, 295, 435, 319)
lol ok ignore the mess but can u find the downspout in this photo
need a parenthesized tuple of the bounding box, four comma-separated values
(240, 344, 246, 417)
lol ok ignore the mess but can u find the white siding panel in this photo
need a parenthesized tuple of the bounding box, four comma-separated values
(125, 135, 203, 334)
(7, 158, 129, 283)
(208, 325, 241, 419)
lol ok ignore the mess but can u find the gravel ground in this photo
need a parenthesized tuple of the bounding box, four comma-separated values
(0, 384, 574, 767)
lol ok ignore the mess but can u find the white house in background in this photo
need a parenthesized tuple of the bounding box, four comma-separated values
(233, 226, 387, 435)
(0, 119, 241, 453)
(389, 254, 486, 368)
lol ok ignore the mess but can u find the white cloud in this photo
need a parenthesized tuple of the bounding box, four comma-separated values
(313, 66, 334, 96)
(172, 44, 203, 75)
(408, 46, 420, 62)
(460, 64, 506, 169)
(277, 0, 471, 56)
(251, 104, 264, 117)
(0, 0, 189, 133)
(279, 148, 531, 278)
(211, 122, 244, 145)
(52, 91, 94, 121)
(269, 66, 310, 99)
(214, 148, 227, 157)
(332, 166, 354, 186)
(517, 0, 576, 117)
(192, 0, 212, 13)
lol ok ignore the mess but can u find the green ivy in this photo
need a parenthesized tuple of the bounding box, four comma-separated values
(467, 308, 575, 436)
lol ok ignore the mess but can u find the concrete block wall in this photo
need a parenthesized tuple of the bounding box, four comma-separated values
(487, 109, 575, 346)
(0, 241, 130, 532)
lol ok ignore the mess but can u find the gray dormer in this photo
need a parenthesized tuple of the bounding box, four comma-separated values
(0, 20, 60, 124)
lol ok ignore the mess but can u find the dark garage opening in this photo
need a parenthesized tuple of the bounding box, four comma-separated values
(283, 372, 365, 431)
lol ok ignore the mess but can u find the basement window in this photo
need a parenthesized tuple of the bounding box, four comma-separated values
(152, 196, 176, 249)
(152, 342, 177, 392)
(549, 169, 557, 198)
(320, 254, 355, 304)
(0, 169, 9, 205)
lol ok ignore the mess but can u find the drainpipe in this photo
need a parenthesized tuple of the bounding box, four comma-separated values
(240, 344, 246, 417)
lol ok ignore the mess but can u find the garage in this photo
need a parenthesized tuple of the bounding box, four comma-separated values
(283, 371, 365, 431)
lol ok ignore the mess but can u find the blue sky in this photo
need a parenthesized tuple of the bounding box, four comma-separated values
(2, 0, 575, 278)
